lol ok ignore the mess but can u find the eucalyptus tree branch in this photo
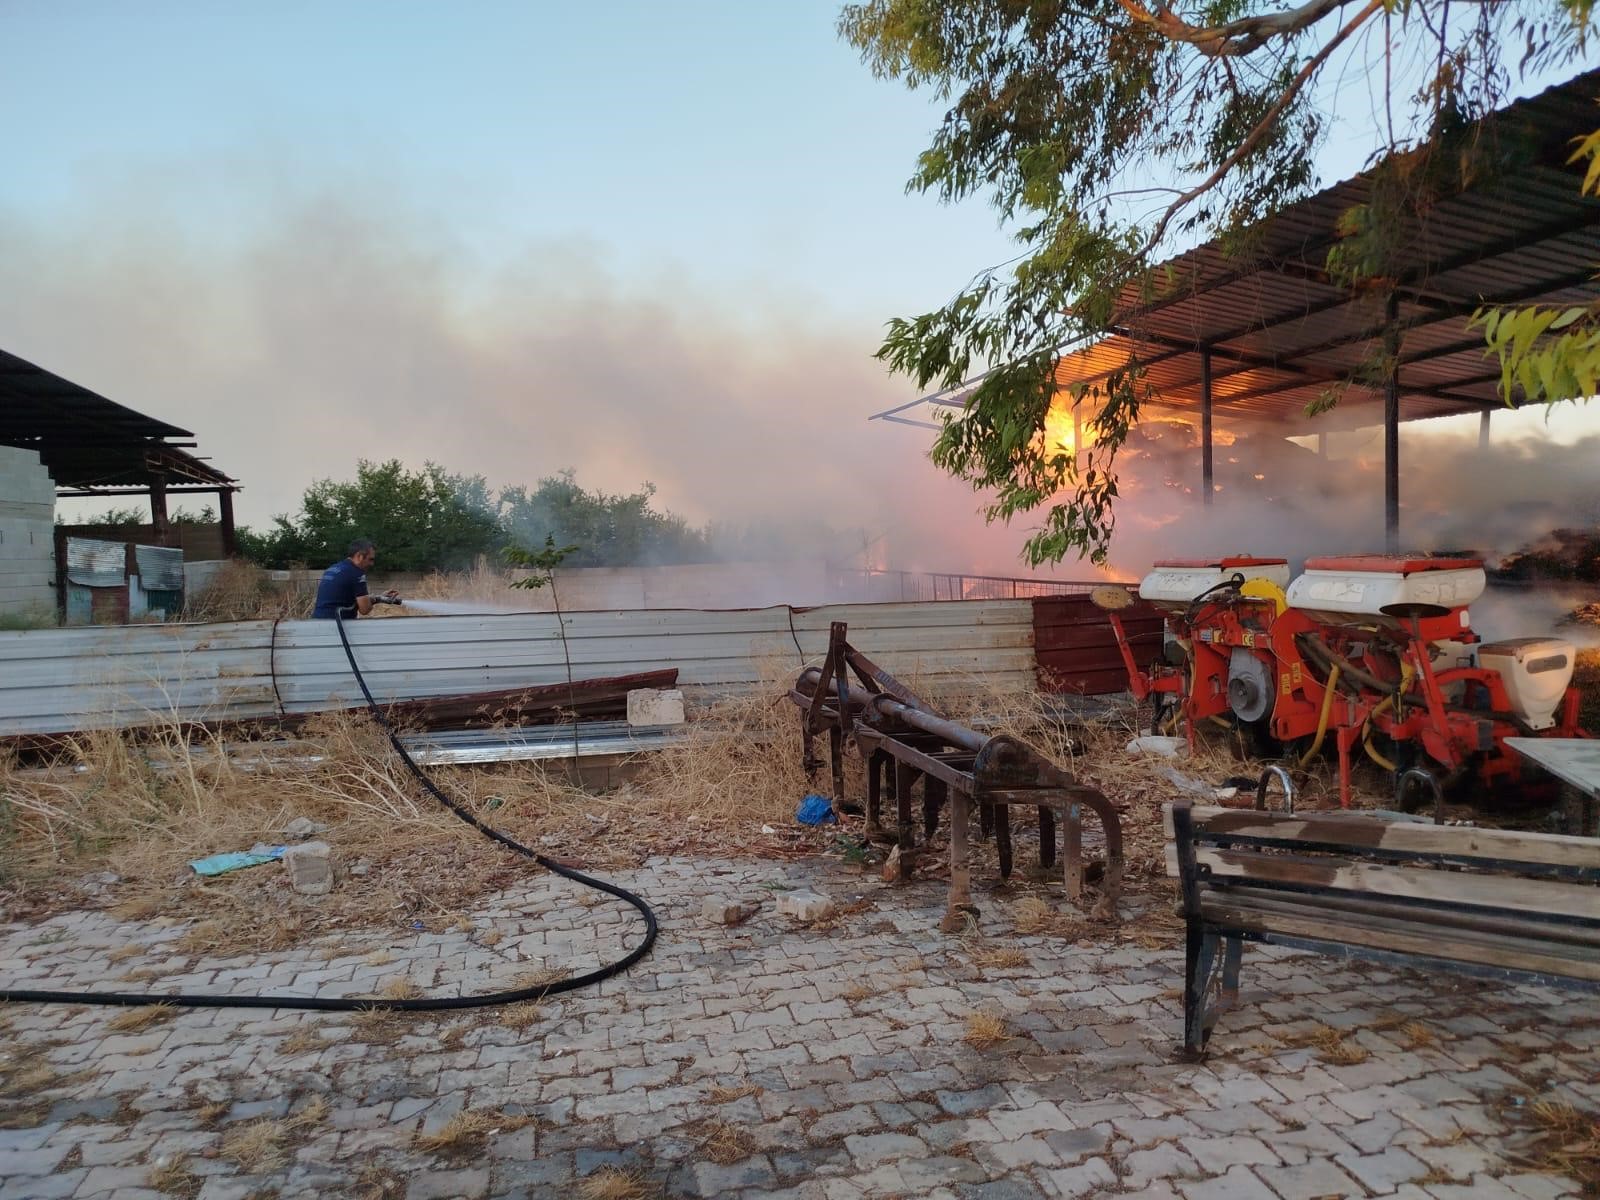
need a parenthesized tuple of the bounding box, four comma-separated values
(1140, 0, 1385, 254)
(1114, 0, 1369, 56)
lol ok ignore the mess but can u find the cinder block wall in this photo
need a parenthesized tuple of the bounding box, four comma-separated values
(0, 446, 57, 619)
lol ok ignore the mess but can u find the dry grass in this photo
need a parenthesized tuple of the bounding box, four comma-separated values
(1274, 1023, 1370, 1066)
(106, 944, 144, 964)
(414, 1108, 533, 1158)
(706, 1083, 762, 1104)
(1512, 1098, 1600, 1188)
(963, 1011, 1009, 1050)
(509, 966, 571, 994)
(279, 1026, 328, 1056)
(220, 1097, 328, 1171)
(182, 560, 315, 623)
(364, 949, 395, 967)
(500, 1001, 543, 1032)
(578, 1168, 655, 1200)
(194, 1099, 231, 1127)
(692, 1119, 757, 1165)
(1010, 896, 1084, 939)
(966, 946, 1030, 971)
(110, 895, 164, 922)
(349, 1007, 409, 1044)
(0, 1061, 63, 1099)
(105, 1004, 176, 1034)
(176, 920, 226, 958)
(625, 666, 817, 834)
(146, 1153, 201, 1198)
(352, 1166, 406, 1200)
(1401, 1021, 1436, 1050)
(376, 978, 422, 1001)
(841, 981, 876, 1003)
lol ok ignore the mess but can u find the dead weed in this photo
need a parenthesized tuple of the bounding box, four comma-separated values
(962, 1011, 1009, 1050)
(415, 1108, 533, 1158)
(105, 1004, 176, 1034)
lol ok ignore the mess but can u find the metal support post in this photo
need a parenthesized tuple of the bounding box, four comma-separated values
(1383, 294, 1400, 553)
(1200, 347, 1214, 506)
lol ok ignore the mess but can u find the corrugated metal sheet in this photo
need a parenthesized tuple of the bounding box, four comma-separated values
(0, 600, 1040, 737)
(1032, 595, 1164, 696)
(65, 537, 127, 588)
(134, 544, 184, 591)
(0, 622, 279, 735)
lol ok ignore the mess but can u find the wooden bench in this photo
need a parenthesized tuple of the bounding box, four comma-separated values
(1166, 800, 1600, 1055)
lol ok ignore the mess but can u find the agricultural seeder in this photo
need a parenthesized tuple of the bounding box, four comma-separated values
(1097, 554, 1587, 809)
(789, 621, 1123, 928)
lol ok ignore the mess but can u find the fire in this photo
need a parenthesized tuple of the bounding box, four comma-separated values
(1042, 395, 1092, 460)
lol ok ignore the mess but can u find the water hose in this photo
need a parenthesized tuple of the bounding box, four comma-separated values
(0, 611, 659, 1010)
(1359, 662, 1415, 773)
(1296, 665, 1341, 767)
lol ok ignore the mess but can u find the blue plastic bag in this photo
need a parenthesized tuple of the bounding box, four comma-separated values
(796, 794, 838, 826)
(189, 846, 286, 877)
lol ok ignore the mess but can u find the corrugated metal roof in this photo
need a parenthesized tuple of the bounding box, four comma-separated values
(0, 347, 237, 489)
(880, 69, 1600, 435)
(1083, 70, 1600, 431)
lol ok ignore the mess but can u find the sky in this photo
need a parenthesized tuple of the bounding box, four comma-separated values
(1, 1, 1596, 576)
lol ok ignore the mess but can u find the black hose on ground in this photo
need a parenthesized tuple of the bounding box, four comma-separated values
(0, 610, 659, 1011)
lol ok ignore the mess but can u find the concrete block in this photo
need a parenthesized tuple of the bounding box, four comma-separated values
(776, 891, 834, 922)
(627, 688, 685, 727)
(701, 897, 758, 926)
(282, 841, 333, 895)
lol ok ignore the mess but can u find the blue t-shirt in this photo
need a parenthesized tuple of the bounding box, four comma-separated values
(312, 558, 369, 619)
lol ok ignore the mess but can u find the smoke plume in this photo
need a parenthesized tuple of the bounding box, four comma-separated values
(2, 176, 1596, 604)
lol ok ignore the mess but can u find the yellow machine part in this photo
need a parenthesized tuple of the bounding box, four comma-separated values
(1239, 578, 1288, 615)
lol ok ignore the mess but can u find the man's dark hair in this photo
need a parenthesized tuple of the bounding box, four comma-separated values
(347, 538, 376, 558)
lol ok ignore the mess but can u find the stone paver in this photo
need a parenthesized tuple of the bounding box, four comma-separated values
(0, 854, 1593, 1198)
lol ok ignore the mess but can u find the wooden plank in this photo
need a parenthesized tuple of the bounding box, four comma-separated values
(1177, 844, 1600, 921)
(1205, 882, 1600, 950)
(1168, 804, 1600, 872)
(1201, 895, 1600, 982)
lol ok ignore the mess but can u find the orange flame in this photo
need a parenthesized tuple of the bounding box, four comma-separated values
(1042, 395, 1093, 461)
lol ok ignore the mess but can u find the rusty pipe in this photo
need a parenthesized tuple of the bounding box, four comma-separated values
(794, 670, 989, 754)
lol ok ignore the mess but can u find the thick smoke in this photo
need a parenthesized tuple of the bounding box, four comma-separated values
(3, 182, 1596, 610)
(1099, 418, 1600, 579)
(0, 186, 1062, 583)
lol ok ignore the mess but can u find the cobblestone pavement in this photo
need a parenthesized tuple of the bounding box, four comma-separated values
(0, 854, 1595, 1199)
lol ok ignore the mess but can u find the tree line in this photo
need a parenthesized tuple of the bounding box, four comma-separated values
(75, 462, 727, 573)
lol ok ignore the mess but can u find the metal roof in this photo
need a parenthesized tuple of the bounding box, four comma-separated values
(1079, 68, 1600, 431)
(0, 347, 236, 489)
(877, 68, 1600, 435)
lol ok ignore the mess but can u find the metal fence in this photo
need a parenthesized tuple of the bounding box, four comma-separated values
(828, 568, 1104, 603)
(0, 599, 1040, 738)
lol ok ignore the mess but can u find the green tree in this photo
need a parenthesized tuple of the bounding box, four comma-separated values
(842, 0, 1596, 565)
(498, 470, 712, 567)
(247, 460, 501, 571)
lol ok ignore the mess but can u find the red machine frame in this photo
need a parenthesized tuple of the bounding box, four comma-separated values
(1104, 557, 1586, 807)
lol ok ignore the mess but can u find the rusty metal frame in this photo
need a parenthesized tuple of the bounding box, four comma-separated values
(789, 621, 1123, 929)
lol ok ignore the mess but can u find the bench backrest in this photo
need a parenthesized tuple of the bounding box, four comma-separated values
(1164, 802, 1600, 925)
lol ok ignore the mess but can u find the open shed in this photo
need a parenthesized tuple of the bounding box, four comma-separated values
(0, 347, 240, 549)
(874, 70, 1600, 550)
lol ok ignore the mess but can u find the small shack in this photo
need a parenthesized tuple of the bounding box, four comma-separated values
(0, 348, 240, 621)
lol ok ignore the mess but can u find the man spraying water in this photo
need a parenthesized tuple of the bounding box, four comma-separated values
(312, 538, 401, 619)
